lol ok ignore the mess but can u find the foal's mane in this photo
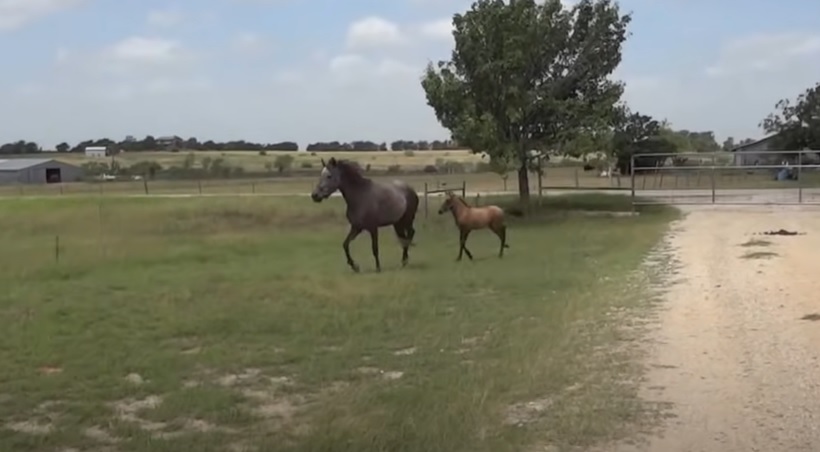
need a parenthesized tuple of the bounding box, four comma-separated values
(334, 160, 370, 186)
(449, 193, 470, 208)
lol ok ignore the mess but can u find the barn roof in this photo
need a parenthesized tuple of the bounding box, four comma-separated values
(0, 158, 58, 171)
(730, 134, 779, 152)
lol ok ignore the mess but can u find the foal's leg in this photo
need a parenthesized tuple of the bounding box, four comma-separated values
(493, 225, 508, 258)
(368, 227, 381, 272)
(343, 226, 362, 272)
(457, 229, 473, 261)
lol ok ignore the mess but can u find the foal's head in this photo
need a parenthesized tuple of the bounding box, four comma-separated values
(437, 191, 460, 214)
(311, 158, 364, 202)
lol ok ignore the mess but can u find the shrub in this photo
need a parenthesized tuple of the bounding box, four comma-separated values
(300, 161, 313, 169)
(404, 150, 415, 157)
(259, 150, 267, 156)
(423, 165, 438, 173)
(386, 164, 401, 174)
(274, 154, 295, 173)
(437, 160, 465, 174)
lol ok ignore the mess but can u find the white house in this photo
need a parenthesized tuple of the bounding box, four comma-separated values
(84, 146, 107, 158)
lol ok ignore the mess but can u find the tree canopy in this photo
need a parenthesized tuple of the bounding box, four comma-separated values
(421, 0, 631, 202)
(761, 81, 820, 151)
(611, 106, 680, 174)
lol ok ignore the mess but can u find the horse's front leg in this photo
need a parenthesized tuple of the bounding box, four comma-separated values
(343, 226, 362, 272)
(368, 227, 381, 272)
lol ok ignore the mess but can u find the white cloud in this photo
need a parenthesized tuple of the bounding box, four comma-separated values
(328, 53, 418, 85)
(705, 32, 820, 78)
(146, 8, 184, 28)
(54, 47, 70, 64)
(0, 0, 84, 31)
(98, 36, 196, 74)
(418, 18, 453, 41)
(346, 16, 406, 49)
(232, 32, 270, 54)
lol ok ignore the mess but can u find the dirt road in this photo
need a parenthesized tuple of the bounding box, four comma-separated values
(617, 205, 820, 451)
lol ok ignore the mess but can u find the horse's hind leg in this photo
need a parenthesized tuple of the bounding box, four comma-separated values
(368, 227, 381, 272)
(393, 224, 410, 267)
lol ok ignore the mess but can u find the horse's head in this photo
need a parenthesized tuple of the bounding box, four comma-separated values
(437, 191, 457, 214)
(311, 157, 342, 202)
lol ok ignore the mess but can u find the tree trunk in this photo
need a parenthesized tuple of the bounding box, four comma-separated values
(517, 164, 530, 203)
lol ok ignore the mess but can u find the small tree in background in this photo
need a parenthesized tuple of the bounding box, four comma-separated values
(488, 155, 512, 191)
(611, 106, 679, 175)
(274, 154, 295, 173)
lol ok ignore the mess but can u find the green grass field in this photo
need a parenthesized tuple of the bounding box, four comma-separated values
(8, 149, 817, 199)
(0, 194, 677, 451)
(3, 164, 816, 199)
(30, 150, 490, 172)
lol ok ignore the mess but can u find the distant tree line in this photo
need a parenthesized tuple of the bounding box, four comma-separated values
(0, 136, 464, 154)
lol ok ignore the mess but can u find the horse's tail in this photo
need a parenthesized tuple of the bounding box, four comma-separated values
(503, 207, 524, 217)
(398, 184, 419, 248)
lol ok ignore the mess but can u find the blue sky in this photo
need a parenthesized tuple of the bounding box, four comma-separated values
(1, 0, 819, 148)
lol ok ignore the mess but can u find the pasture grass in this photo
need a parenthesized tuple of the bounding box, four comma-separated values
(0, 194, 677, 451)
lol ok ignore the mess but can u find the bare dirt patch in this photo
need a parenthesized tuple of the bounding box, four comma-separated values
(739, 238, 771, 247)
(610, 206, 820, 451)
(4, 400, 62, 436)
(740, 250, 778, 259)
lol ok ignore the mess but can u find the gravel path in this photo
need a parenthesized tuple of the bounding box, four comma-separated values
(615, 205, 820, 451)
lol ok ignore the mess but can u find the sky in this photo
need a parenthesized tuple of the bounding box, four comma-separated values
(1, 0, 819, 148)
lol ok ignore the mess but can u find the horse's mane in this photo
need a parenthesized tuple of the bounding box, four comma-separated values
(335, 159, 370, 186)
(450, 194, 470, 208)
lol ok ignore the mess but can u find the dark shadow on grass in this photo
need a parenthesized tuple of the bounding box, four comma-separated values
(800, 313, 820, 321)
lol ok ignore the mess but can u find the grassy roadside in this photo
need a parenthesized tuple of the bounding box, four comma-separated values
(0, 194, 678, 451)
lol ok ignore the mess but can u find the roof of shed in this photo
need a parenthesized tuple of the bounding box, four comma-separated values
(0, 158, 58, 171)
(730, 134, 779, 152)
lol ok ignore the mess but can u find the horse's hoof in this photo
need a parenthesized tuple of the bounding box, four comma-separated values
(350, 264, 360, 272)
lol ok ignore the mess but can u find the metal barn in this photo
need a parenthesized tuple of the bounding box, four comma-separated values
(0, 159, 84, 184)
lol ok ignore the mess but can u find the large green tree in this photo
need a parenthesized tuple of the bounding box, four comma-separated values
(761, 81, 820, 151)
(421, 0, 631, 202)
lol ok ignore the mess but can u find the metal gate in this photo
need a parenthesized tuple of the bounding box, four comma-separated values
(630, 150, 820, 206)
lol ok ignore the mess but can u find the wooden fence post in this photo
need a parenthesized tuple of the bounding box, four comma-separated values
(423, 183, 428, 219)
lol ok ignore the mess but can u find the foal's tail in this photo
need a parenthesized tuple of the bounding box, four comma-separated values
(503, 207, 524, 217)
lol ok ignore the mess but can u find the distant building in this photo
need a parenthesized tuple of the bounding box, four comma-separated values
(85, 146, 108, 158)
(0, 159, 83, 184)
(730, 135, 781, 166)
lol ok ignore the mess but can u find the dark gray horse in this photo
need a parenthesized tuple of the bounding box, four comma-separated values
(310, 158, 418, 272)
